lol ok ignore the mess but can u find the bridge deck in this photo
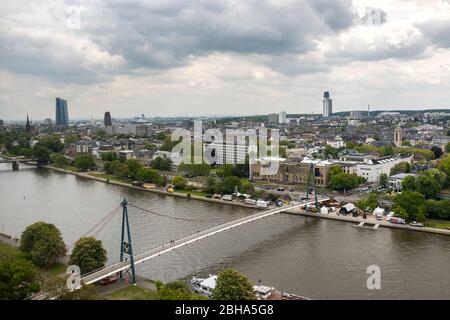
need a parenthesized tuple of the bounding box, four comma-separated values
(81, 199, 328, 284)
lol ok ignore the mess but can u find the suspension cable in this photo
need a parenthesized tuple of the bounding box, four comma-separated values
(67, 206, 121, 249)
(128, 203, 211, 223)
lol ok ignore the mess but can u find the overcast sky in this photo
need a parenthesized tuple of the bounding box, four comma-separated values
(1, 0, 450, 120)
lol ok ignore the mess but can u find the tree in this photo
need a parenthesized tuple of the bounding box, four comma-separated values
(446, 142, 450, 153)
(379, 173, 388, 188)
(329, 172, 359, 192)
(126, 159, 143, 179)
(178, 163, 211, 177)
(393, 191, 426, 222)
(151, 156, 171, 171)
(74, 155, 96, 172)
(240, 179, 255, 195)
(32, 145, 51, 165)
(220, 176, 242, 194)
(51, 153, 69, 167)
(107, 160, 130, 178)
(69, 237, 107, 275)
(390, 162, 411, 176)
(437, 156, 450, 187)
(401, 175, 418, 192)
(172, 176, 187, 189)
(416, 175, 441, 199)
(431, 146, 443, 159)
(203, 177, 217, 194)
(38, 136, 64, 153)
(356, 193, 378, 211)
(212, 269, 255, 300)
(136, 167, 164, 186)
(425, 199, 450, 220)
(20, 221, 67, 267)
(160, 136, 180, 152)
(424, 169, 447, 188)
(0, 257, 40, 299)
(100, 152, 117, 161)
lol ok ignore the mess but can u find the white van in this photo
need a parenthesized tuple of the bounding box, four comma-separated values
(256, 200, 269, 208)
(221, 195, 233, 201)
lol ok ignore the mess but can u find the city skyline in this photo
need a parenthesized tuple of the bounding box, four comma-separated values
(1, 0, 450, 121)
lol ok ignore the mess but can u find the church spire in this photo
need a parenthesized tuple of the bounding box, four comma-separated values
(26, 114, 31, 133)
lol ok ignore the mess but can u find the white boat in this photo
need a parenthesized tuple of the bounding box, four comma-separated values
(190, 275, 217, 296)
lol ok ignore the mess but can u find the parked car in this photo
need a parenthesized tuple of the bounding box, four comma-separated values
(100, 274, 119, 285)
(410, 221, 424, 227)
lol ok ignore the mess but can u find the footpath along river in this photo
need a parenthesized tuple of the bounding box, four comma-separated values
(0, 163, 449, 299)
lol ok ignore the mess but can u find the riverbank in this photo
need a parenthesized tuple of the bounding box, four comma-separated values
(42, 164, 261, 210)
(286, 208, 450, 236)
(6, 159, 450, 237)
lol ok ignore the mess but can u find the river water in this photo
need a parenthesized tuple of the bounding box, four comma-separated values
(0, 163, 449, 299)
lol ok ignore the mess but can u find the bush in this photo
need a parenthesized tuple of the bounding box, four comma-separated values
(0, 256, 40, 299)
(172, 176, 188, 189)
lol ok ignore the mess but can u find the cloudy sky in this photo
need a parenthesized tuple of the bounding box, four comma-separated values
(1, 0, 450, 120)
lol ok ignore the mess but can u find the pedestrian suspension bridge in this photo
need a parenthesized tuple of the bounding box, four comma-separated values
(76, 197, 328, 286)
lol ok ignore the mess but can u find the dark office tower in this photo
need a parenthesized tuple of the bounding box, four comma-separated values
(55, 98, 69, 126)
(104, 111, 112, 126)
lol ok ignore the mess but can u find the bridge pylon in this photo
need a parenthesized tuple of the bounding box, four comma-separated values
(306, 163, 319, 209)
(119, 198, 136, 284)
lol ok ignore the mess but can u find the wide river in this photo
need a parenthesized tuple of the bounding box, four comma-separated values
(1, 163, 449, 299)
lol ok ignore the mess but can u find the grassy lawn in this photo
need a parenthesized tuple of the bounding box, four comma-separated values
(43, 262, 67, 276)
(0, 241, 24, 259)
(92, 173, 132, 184)
(424, 219, 450, 230)
(105, 285, 157, 300)
(175, 189, 209, 197)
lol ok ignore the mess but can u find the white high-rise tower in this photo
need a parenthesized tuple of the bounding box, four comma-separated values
(323, 91, 332, 117)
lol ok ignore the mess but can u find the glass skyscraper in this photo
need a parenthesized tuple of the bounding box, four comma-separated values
(55, 98, 69, 126)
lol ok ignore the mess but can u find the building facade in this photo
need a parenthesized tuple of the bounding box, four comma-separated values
(251, 158, 333, 187)
(55, 98, 69, 126)
(279, 111, 287, 124)
(355, 155, 413, 183)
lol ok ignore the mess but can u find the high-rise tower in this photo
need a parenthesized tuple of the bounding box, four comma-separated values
(323, 91, 333, 117)
(55, 98, 69, 126)
(104, 111, 112, 126)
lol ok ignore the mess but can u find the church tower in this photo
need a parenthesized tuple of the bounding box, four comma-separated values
(394, 127, 402, 148)
(26, 114, 31, 134)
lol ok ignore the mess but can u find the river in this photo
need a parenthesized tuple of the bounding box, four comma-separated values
(0, 163, 449, 299)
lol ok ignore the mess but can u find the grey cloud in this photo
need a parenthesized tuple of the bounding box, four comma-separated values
(0, 0, 356, 81)
(306, 0, 356, 30)
(419, 18, 450, 48)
